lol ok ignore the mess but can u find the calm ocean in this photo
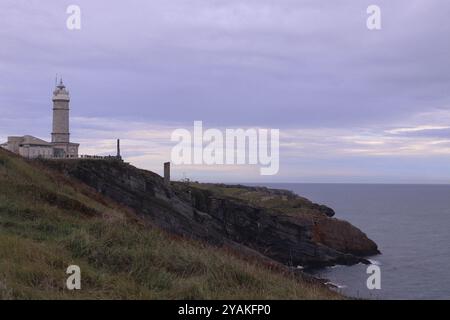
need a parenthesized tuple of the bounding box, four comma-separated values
(262, 183, 450, 300)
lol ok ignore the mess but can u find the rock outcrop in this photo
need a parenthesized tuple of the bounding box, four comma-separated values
(42, 159, 379, 268)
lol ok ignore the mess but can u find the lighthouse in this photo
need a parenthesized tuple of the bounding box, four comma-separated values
(51, 79, 79, 158)
(52, 79, 70, 144)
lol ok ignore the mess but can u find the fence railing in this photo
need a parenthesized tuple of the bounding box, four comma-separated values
(44, 154, 122, 160)
(79, 155, 121, 160)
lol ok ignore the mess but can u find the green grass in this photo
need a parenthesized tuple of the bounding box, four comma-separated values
(0, 150, 340, 300)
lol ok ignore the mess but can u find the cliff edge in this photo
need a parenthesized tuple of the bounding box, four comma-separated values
(43, 159, 379, 268)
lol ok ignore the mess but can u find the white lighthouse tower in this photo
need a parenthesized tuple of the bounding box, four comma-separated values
(51, 79, 79, 158)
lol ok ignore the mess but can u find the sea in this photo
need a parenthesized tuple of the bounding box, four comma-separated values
(261, 183, 450, 300)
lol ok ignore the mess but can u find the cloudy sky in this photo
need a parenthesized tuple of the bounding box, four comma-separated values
(1, 0, 450, 183)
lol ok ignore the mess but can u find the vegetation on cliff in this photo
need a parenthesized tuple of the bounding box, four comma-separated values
(0, 149, 340, 299)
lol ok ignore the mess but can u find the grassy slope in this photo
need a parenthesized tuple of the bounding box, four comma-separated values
(0, 150, 340, 300)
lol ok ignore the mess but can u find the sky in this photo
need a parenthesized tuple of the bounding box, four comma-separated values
(1, 0, 450, 183)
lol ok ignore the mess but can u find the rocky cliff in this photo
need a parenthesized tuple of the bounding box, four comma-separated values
(42, 159, 379, 268)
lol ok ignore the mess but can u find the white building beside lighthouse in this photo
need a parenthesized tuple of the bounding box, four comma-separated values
(1, 79, 79, 159)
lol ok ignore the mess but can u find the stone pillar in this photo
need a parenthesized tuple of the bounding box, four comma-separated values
(164, 162, 170, 185)
(117, 139, 121, 158)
